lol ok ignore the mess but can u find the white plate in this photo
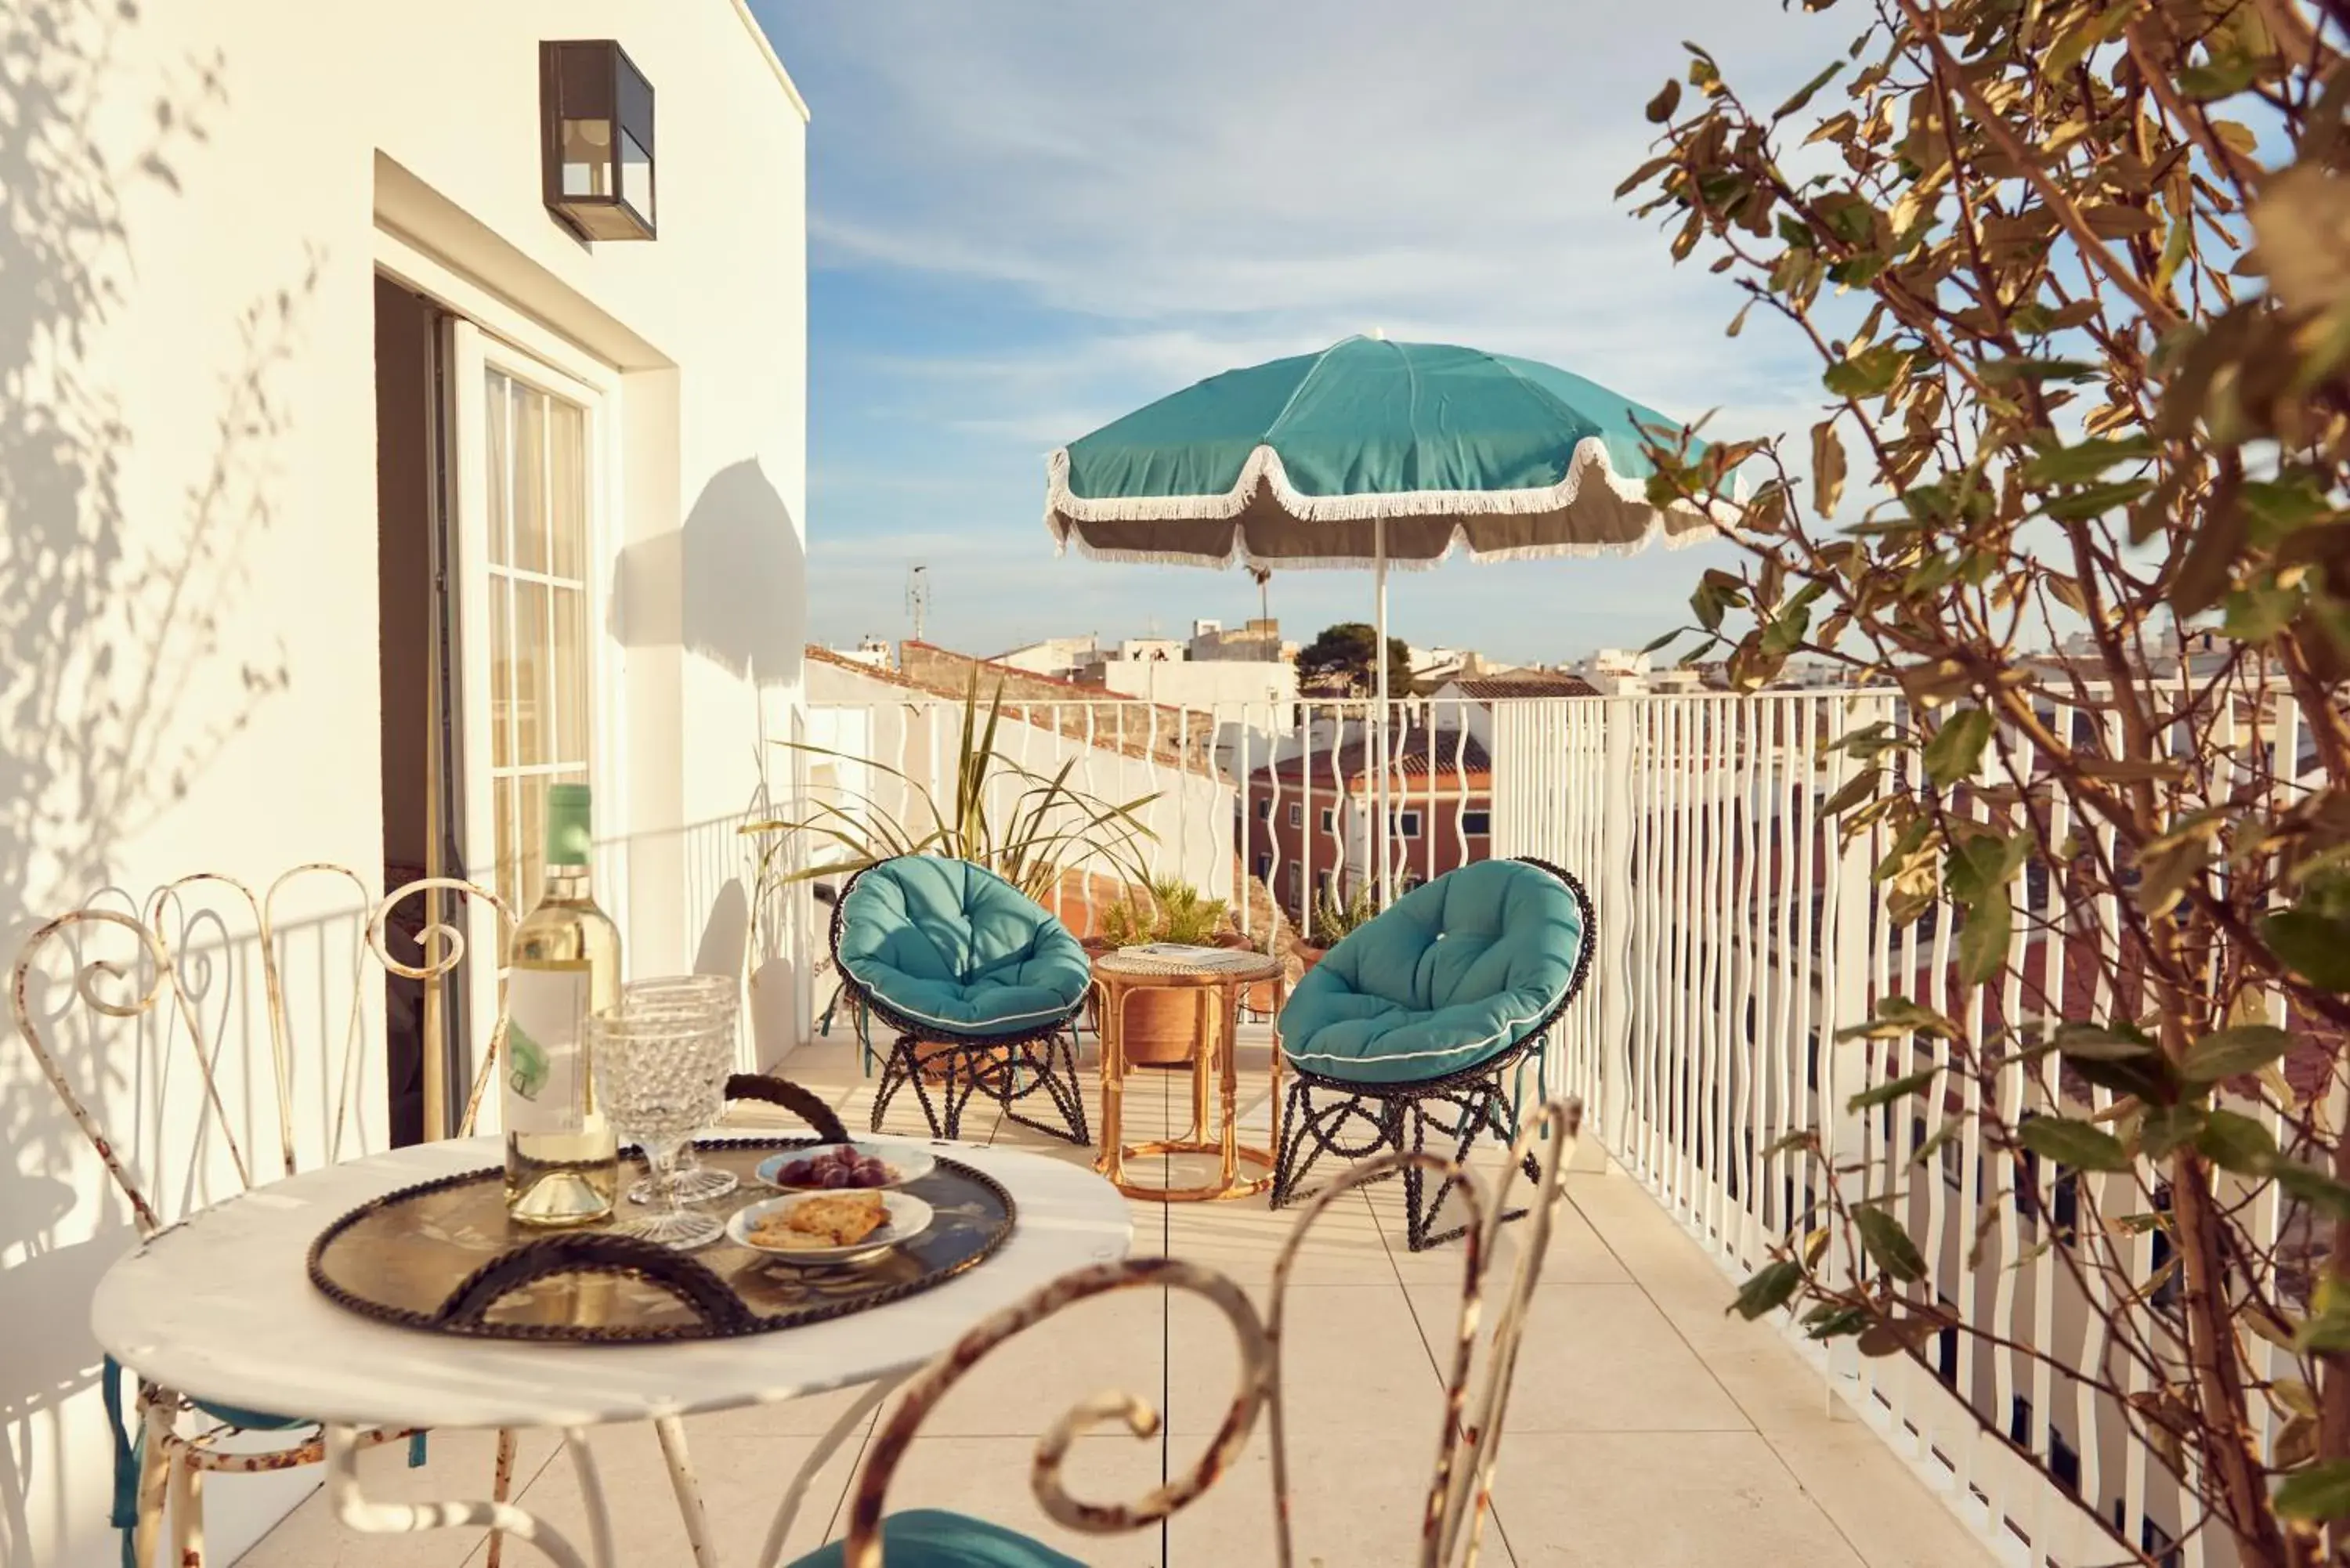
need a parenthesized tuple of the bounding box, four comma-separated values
(754, 1143, 936, 1190)
(726, 1190, 935, 1263)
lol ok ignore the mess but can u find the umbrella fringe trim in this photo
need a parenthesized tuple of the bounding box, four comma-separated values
(1043, 439, 1740, 529)
(1047, 512, 1708, 571)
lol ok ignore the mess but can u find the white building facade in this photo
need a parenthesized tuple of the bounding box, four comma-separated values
(0, 4, 808, 1563)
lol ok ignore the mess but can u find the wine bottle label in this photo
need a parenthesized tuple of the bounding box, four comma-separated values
(504, 963, 590, 1135)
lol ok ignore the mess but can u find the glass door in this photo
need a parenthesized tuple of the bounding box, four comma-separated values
(446, 322, 609, 1125)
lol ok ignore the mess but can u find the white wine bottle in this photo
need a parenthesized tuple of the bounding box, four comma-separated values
(501, 783, 621, 1226)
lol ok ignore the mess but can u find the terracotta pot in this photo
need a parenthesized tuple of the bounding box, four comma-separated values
(1111, 985, 1203, 1068)
(913, 1037, 1011, 1085)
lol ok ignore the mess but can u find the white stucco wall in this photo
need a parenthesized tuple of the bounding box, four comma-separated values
(0, 3, 807, 1563)
(1094, 657, 1298, 722)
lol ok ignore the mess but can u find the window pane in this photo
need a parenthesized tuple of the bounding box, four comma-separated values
(553, 586, 588, 765)
(512, 382, 548, 575)
(489, 575, 513, 769)
(548, 399, 587, 581)
(494, 775, 519, 916)
(620, 130, 653, 221)
(518, 775, 546, 912)
(485, 372, 512, 569)
(513, 579, 551, 767)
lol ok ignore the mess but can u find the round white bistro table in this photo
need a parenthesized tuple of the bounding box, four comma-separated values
(92, 1134, 1131, 1568)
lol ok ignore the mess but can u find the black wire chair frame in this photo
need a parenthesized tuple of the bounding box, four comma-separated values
(828, 863, 1091, 1145)
(1271, 858, 1597, 1252)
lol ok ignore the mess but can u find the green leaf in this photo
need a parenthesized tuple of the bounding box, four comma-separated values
(2038, 479, 2154, 521)
(2052, 1021, 2173, 1103)
(2049, 1021, 2154, 1060)
(1820, 766, 1882, 817)
(2240, 476, 2334, 542)
(1848, 1066, 1940, 1114)
(2177, 55, 2262, 103)
(2018, 1116, 2133, 1173)
(1801, 1304, 1872, 1340)
(1838, 995, 1962, 1042)
(2138, 1104, 2207, 1161)
(1730, 1260, 1806, 1320)
(1980, 356, 2101, 384)
(1640, 627, 1690, 656)
(1822, 343, 1909, 399)
(2197, 1111, 2278, 1174)
(2044, 4, 2135, 76)
(1944, 829, 2026, 907)
(2181, 1025, 2294, 1084)
(1853, 1206, 1927, 1282)
(1772, 61, 1844, 121)
(2275, 1461, 2350, 1522)
(2224, 583, 2302, 643)
(1923, 707, 1993, 786)
(2264, 911, 2350, 992)
(2019, 435, 2155, 486)
(1957, 898, 2012, 985)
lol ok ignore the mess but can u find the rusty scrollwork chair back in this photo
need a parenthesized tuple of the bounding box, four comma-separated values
(772, 1096, 1584, 1568)
(10, 868, 516, 1568)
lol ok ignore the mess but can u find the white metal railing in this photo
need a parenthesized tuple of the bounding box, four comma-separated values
(786, 684, 2266, 1568)
(788, 696, 1490, 954)
(1493, 688, 2312, 1568)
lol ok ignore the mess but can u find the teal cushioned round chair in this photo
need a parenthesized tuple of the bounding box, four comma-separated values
(833, 856, 1094, 1143)
(1272, 858, 1593, 1251)
(784, 1508, 1084, 1568)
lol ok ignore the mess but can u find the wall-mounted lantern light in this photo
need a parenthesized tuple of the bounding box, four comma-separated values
(540, 40, 656, 241)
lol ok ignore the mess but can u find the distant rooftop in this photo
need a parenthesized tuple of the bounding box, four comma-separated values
(1446, 674, 1600, 699)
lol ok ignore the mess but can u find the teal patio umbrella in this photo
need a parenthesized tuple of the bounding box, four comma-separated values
(1045, 333, 1726, 901)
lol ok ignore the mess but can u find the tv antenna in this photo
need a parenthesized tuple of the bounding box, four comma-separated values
(906, 563, 931, 644)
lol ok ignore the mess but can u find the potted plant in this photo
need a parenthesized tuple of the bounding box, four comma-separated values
(1303, 880, 1379, 969)
(747, 672, 1160, 1080)
(1094, 877, 1234, 1068)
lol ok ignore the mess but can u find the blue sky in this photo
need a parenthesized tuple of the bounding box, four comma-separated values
(751, 1, 1854, 664)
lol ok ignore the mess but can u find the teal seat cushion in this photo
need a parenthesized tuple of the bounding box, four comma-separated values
(1280, 861, 1585, 1086)
(784, 1508, 1085, 1567)
(837, 858, 1090, 1039)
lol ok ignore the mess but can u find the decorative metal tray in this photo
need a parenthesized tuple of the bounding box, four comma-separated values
(306, 1138, 1016, 1344)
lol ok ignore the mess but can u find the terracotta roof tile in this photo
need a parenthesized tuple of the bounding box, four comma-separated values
(1448, 674, 1600, 699)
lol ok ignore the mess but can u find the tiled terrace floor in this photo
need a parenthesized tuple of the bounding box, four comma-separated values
(246, 1031, 1997, 1567)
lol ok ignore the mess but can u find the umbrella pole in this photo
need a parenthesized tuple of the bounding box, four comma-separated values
(1374, 517, 1392, 909)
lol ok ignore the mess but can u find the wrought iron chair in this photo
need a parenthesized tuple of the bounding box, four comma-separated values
(1271, 858, 1595, 1251)
(830, 857, 1092, 1143)
(12, 869, 522, 1568)
(775, 1097, 1583, 1567)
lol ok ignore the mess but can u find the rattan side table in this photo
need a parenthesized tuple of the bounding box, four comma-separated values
(1090, 944, 1285, 1201)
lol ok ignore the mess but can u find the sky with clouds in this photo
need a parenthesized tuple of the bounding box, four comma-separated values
(751, 0, 1860, 665)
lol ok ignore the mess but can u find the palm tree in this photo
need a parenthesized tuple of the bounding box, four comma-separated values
(1248, 565, 1271, 629)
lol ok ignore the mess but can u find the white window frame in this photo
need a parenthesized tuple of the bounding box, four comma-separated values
(1395, 809, 1423, 840)
(1289, 803, 1303, 829)
(463, 341, 615, 904)
(1318, 807, 1335, 833)
(1462, 808, 1492, 836)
